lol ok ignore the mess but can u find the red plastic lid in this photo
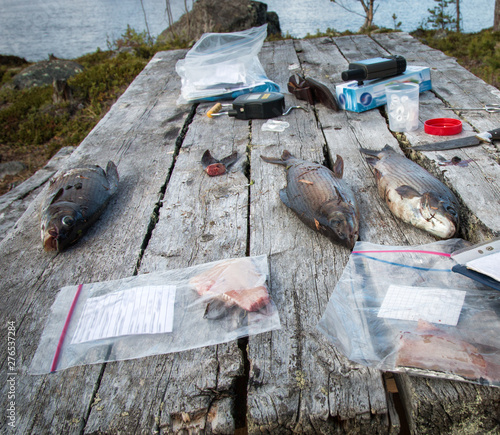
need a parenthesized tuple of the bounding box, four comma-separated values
(424, 118, 462, 136)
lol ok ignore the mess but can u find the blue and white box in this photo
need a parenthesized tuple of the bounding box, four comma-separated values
(335, 66, 432, 113)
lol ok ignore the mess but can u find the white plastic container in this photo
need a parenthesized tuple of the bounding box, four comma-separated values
(385, 82, 420, 132)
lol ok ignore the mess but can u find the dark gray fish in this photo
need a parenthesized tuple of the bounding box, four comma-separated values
(201, 150, 238, 176)
(261, 150, 360, 249)
(360, 145, 459, 238)
(40, 161, 119, 252)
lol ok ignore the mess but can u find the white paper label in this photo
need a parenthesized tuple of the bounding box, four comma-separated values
(71, 285, 176, 344)
(378, 285, 466, 326)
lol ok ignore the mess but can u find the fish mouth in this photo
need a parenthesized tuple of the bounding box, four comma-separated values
(43, 228, 59, 252)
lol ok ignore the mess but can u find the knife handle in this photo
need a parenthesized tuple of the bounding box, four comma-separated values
(488, 127, 500, 140)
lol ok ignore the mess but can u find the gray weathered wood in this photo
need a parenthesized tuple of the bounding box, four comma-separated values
(83, 101, 252, 433)
(0, 49, 191, 434)
(247, 39, 392, 434)
(2, 33, 500, 435)
(0, 146, 74, 243)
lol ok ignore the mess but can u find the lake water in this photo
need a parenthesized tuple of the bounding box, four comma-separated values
(0, 0, 495, 61)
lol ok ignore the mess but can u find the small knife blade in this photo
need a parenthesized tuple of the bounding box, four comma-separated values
(411, 127, 500, 151)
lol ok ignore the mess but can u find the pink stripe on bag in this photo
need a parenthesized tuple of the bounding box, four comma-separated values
(50, 284, 83, 373)
(352, 250, 451, 257)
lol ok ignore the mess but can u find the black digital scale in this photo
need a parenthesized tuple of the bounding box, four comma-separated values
(207, 92, 305, 120)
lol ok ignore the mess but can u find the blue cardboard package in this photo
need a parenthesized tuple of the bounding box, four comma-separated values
(335, 66, 432, 113)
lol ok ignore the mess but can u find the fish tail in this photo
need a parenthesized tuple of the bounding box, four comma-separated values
(359, 147, 380, 157)
(359, 147, 381, 167)
(260, 150, 293, 166)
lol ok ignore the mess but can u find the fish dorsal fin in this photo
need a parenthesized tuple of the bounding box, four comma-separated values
(333, 155, 344, 178)
(49, 188, 65, 205)
(396, 185, 421, 199)
(281, 150, 292, 160)
(220, 151, 238, 168)
(105, 161, 119, 193)
(382, 144, 394, 152)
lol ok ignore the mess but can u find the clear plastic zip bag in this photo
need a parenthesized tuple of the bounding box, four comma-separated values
(175, 24, 279, 103)
(30, 255, 280, 374)
(317, 239, 500, 387)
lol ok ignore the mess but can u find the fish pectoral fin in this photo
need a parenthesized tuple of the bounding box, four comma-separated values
(333, 155, 344, 178)
(202, 150, 219, 169)
(396, 185, 421, 199)
(279, 188, 291, 208)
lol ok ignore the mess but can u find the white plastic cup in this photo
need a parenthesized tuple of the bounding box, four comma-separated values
(385, 82, 420, 132)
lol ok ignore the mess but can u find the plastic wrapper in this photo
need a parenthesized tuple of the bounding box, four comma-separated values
(175, 24, 279, 103)
(317, 239, 500, 387)
(30, 255, 280, 374)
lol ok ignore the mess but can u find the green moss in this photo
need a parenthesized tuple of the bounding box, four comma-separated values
(411, 28, 500, 88)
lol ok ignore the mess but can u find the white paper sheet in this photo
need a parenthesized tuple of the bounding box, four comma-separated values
(466, 252, 500, 282)
(71, 285, 176, 344)
(378, 285, 466, 326)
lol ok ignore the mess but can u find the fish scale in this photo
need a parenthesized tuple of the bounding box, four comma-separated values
(361, 145, 460, 238)
(261, 150, 359, 249)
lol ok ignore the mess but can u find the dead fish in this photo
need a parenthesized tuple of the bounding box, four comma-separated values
(261, 150, 360, 249)
(201, 150, 238, 176)
(40, 161, 119, 252)
(360, 145, 459, 238)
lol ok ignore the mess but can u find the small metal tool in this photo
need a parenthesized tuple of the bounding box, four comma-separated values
(445, 104, 500, 113)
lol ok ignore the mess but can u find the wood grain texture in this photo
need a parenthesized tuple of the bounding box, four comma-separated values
(246, 39, 392, 434)
(0, 49, 192, 434)
(2, 34, 500, 435)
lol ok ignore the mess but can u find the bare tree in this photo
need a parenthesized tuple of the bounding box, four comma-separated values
(330, 0, 378, 31)
(495, 0, 500, 31)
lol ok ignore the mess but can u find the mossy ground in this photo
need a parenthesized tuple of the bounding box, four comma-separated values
(0, 27, 498, 195)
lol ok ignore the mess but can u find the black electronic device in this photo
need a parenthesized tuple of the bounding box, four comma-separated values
(228, 92, 286, 120)
(207, 92, 306, 120)
(341, 55, 407, 85)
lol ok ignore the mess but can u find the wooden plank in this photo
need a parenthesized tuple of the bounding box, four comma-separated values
(83, 95, 252, 433)
(0, 49, 192, 434)
(0, 146, 74, 242)
(246, 39, 392, 433)
(373, 32, 500, 240)
(353, 33, 500, 434)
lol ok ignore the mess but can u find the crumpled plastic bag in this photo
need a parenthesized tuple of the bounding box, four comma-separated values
(175, 24, 279, 103)
(317, 239, 500, 387)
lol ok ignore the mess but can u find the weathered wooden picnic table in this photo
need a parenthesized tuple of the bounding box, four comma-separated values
(2, 32, 500, 434)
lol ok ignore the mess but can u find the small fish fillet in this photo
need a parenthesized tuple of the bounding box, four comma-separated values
(190, 258, 270, 312)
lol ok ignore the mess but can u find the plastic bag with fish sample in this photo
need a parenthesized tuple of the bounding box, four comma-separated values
(317, 239, 500, 387)
(175, 24, 279, 103)
(30, 255, 280, 374)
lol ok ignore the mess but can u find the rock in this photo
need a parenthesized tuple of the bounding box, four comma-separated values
(0, 55, 29, 68)
(0, 161, 26, 179)
(11, 58, 84, 90)
(158, 0, 281, 44)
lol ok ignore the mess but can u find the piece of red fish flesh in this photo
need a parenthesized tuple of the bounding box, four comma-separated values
(190, 257, 270, 312)
(396, 319, 490, 381)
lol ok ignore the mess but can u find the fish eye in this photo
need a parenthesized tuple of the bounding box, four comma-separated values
(446, 206, 457, 215)
(330, 218, 343, 229)
(61, 216, 75, 227)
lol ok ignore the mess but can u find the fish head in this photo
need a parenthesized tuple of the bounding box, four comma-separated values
(319, 204, 359, 250)
(420, 193, 459, 239)
(41, 202, 84, 252)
